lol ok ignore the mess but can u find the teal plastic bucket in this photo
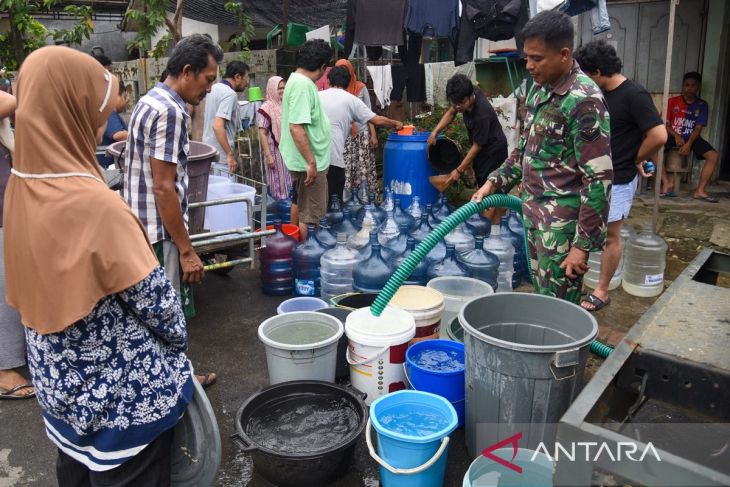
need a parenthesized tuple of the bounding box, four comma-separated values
(406, 339, 466, 427)
(463, 448, 553, 486)
(368, 390, 458, 487)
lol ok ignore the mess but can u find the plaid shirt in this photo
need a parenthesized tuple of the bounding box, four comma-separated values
(124, 83, 190, 244)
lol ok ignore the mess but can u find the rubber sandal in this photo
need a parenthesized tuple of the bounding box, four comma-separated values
(0, 383, 36, 400)
(197, 373, 217, 390)
(692, 195, 719, 203)
(580, 293, 611, 312)
(660, 191, 677, 198)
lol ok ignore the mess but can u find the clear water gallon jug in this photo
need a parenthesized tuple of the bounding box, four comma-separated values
(427, 243, 469, 280)
(484, 224, 515, 292)
(622, 225, 667, 297)
(457, 235, 499, 290)
(445, 223, 475, 255)
(378, 209, 400, 246)
(358, 231, 379, 260)
(583, 251, 621, 290)
(380, 189, 395, 212)
(353, 242, 391, 293)
(314, 218, 337, 249)
(348, 217, 375, 251)
(431, 193, 451, 223)
(409, 212, 434, 244)
(320, 232, 361, 303)
(390, 237, 429, 286)
(293, 224, 328, 296)
(259, 219, 297, 295)
(501, 215, 526, 287)
(406, 195, 423, 220)
(355, 200, 383, 231)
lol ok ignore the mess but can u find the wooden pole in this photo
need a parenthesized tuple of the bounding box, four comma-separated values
(282, 0, 289, 48)
(653, 0, 677, 233)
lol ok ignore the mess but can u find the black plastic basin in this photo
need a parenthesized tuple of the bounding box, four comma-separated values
(232, 381, 368, 487)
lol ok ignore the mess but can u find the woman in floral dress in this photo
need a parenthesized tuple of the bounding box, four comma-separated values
(5, 46, 193, 485)
(257, 75, 292, 200)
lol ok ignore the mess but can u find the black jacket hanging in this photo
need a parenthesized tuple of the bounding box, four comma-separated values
(455, 0, 529, 66)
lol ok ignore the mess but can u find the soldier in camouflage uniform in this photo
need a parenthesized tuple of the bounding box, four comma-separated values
(473, 11, 613, 304)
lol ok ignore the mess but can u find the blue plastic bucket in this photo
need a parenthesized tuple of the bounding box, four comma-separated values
(368, 390, 458, 487)
(462, 448, 553, 486)
(383, 132, 438, 209)
(406, 339, 466, 427)
(276, 297, 328, 314)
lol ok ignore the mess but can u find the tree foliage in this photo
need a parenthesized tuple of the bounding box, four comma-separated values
(224, 1, 255, 57)
(125, 0, 184, 59)
(0, 0, 95, 70)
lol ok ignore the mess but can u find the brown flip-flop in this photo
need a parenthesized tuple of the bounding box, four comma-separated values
(0, 383, 36, 400)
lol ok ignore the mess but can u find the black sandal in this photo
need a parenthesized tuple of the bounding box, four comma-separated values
(197, 373, 217, 390)
(581, 293, 610, 312)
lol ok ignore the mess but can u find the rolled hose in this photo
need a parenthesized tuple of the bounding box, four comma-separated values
(369, 193, 614, 359)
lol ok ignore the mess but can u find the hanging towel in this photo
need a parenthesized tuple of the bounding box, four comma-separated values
(367, 65, 393, 109)
(536, 0, 566, 13)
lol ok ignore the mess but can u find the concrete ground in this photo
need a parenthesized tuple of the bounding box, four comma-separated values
(1, 181, 729, 487)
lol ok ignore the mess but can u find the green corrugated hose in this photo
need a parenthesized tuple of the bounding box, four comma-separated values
(369, 194, 614, 359)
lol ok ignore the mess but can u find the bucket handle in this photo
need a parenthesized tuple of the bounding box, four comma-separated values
(550, 348, 579, 381)
(402, 363, 465, 404)
(346, 345, 389, 366)
(365, 418, 450, 475)
(230, 433, 257, 453)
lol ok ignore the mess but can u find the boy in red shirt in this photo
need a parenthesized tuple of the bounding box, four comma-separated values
(661, 71, 720, 202)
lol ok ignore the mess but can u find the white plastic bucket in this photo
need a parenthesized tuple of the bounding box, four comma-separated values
(258, 311, 344, 384)
(345, 306, 416, 405)
(427, 277, 493, 339)
(389, 285, 445, 344)
(205, 182, 255, 233)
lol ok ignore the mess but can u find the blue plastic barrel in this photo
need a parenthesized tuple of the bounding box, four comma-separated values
(406, 340, 465, 427)
(368, 390, 457, 487)
(383, 132, 438, 209)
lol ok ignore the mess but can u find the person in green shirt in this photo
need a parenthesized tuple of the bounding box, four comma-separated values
(279, 39, 333, 239)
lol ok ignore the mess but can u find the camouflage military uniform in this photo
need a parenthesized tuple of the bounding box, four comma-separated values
(488, 61, 613, 304)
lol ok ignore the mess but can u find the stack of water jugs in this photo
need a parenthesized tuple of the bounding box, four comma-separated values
(261, 187, 532, 298)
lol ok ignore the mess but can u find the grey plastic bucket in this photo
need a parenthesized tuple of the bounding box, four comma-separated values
(459, 293, 598, 458)
(258, 312, 344, 384)
(314, 307, 352, 380)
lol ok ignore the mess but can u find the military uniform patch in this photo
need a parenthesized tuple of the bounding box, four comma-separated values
(578, 110, 599, 142)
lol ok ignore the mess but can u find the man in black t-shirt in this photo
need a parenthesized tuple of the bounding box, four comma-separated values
(428, 75, 508, 218)
(575, 41, 667, 311)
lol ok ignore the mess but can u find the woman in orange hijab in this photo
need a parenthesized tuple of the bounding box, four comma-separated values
(4, 46, 193, 484)
(335, 59, 379, 199)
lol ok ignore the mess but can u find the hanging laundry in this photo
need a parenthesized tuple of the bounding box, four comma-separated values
(455, 0, 529, 66)
(562, 0, 598, 16)
(405, 0, 460, 42)
(367, 65, 393, 109)
(590, 0, 611, 35)
(390, 65, 408, 102)
(534, 0, 565, 15)
(390, 64, 427, 103)
(425, 61, 477, 106)
(353, 0, 407, 46)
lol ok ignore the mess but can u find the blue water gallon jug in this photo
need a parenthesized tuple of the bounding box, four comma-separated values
(407, 195, 424, 221)
(378, 209, 400, 246)
(410, 212, 434, 244)
(353, 242, 391, 293)
(277, 187, 293, 224)
(358, 231, 379, 260)
(456, 236, 499, 290)
(431, 193, 452, 223)
(383, 223, 411, 262)
(507, 210, 529, 280)
(427, 244, 469, 280)
(390, 237, 428, 285)
(332, 208, 360, 239)
(293, 224, 328, 296)
(383, 132, 438, 209)
(380, 190, 395, 212)
(465, 212, 491, 237)
(393, 198, 416, 232)
(315, 218, 337, 249)
(259, 219, 297, 295)
(326, 194, 344, 227)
